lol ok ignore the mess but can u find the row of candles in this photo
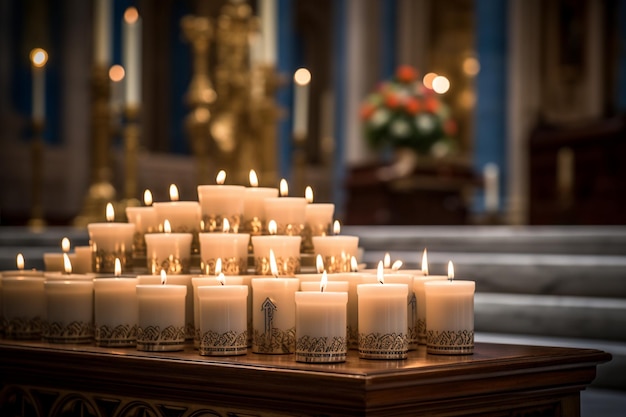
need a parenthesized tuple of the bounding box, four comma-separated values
(0, 171, 475, 361)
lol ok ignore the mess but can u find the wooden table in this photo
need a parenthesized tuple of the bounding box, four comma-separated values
(0, 340, 610, 417)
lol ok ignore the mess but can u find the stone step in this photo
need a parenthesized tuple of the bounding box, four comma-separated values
(363, 250, 626, 298)
(346, 225, 626, 256)
(474, 293, 626, 342)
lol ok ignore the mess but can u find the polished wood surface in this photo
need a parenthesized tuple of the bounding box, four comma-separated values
(0, 340, 610, 416)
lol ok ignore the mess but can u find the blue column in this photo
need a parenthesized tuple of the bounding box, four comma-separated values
(277, 0, 295, 181)
(380, 0, 397, 79)
(473, 0, 508, 213)
(332, 0, 348, 217)
(617, 0, 626, 112)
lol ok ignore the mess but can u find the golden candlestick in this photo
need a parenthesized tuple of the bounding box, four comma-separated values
(74, 65, 116, 226)
(27, 119, 46, 229)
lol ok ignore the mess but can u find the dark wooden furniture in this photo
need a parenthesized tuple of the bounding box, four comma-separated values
(0, 340, 610, 416)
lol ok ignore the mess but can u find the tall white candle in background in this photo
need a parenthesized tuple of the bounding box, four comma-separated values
(259, 0, 276, 64)
(424, 261, 475, 355)
(123, 7, 142, 107)
(93, 0, 112, 66)
(30, 48, 48, 121)
(483, 162, 499, 213)
(293, 68, 311, 139)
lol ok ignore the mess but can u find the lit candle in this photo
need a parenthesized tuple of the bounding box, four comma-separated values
(136, 271, 187, 351)
(302, 186, 334, 253)
(295, 271, 348, 363)
(43, 236, 71, 272)
(413, 248, 449, 345)
(312, 220, 359, 273)
(198, 219, 250, 275)
(263, 179, 307, 236)
(94, 259, 138, 347)
(197, 172, 245, 233)
(72, 245, 93, 274)
(30, 48, 48, 121)
(93, 0, 112, 66)
(251, 220, 301, 275)
(144, 219, 193, 275)
(251, 250, 299, 353)
(424, 261, 475, 355)
(126, 189, 159, 260)
(243, 169, 278, 235)
(196, 276, 249, 356)
(152, 184, 201, 255)
(88, 203, 135, 273)
(380, 271, 416, 350)
(122, 6, 142, 107)
(292, 68, 311, 139)
(259, 0, 276, 64)
(357, 261, 409, 359)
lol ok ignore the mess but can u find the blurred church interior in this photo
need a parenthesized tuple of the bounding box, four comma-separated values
(1, 0, 626, 413)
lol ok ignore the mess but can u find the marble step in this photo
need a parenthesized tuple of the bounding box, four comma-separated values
(474, 293, 626, 342)
(346, 225, 626, 256)
(363, 250, 626, 298)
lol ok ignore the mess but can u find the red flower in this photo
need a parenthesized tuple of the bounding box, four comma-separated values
(396, 65, 417, 83)
(444, 119, 458, 136)
(404, 98, 420, 115)
(360, 103, 376, 120)
(425, 97, 439, 113)
(385, 93, 400, 109)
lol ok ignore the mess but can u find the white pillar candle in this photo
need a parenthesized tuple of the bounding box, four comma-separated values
(43, 279, 94, 343)
(94, 277, 138, 347)
(292, 68, 311, 138)
(197, 185, 246, 233)
(424, 279, 475, 355)
(72, 246, 93, 274)
(251, 235, 301, 276)
(138, 275, 194, 342)
(251, 277, 299, 354)
(136, 283, 187, 351)
(87, 222, 135, 273)
(304, 203, 334, 237)
(483, 162, 499, 213)
(122, 7, 142, 107)
(259, 0, 276, 64)
(357, 283, 408, 359)
(126, 205, 158, 258)
(295, 290, 348, 363)
(30, 49, 47, 121)
(43, 253, 65, 272)
(93, 0, 112, 66)
(413, 274, 449, 345)
(300, 280, 348, 292)
(264, 197, 307, 236)
(381, 273, 417, 350)
(312, 235, 359, 273)
(2, 276, 46, 339)
(197, 284, 248, 356)
(243, 186, 278, 235)
(144, 232, 193, 274)
(198, 232, 250, 275)
(152, 201, 201, 254)
(191, 275, 244, 348)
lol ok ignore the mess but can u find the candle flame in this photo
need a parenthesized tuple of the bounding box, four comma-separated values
(383, 252, 391, 269)
(333, 220, 341, 235)
(169, 184, 179, 201)
(421, 248, 429, 276)
(217, 272, 225, 286)
(279, 178, 288, 197)
(249, 169, 259, 187)
(215, 257, 222, 275)
(114, 258, 122, 277)
(16, 253, 25, 270)
(63, 253, 72, 274)
(391, 260, 403, 271)
(350, 256, 358, 272)
(269, 249, 278, 277)
(222, 218, 230, 233)
(315, 254, 324, 273)
(163, 219, 172, 234)
(160, 269, 167, 285)
(448, 260, 455, 281)
(320, 271, 328, 293)
(268, 219, 277, 235)
(109, 64, 125, 82)
(294, 68, 312, 86)
(216, 170, 226, 185)
(61, 237, 70, 253)
(106, 203, 115, 222)
(143, 189, 153, 206)
(123, 6, 139, 24)
(377, 260, 384, 284)
(305, 186, 313, 203)
(30, 48, 48, 68)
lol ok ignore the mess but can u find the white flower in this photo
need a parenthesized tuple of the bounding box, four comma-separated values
(390, 119, 411, 137)
(371, 109, 390, 127)
(415, 114, 435, 133)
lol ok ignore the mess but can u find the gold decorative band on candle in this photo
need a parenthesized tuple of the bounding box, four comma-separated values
(275, 222, 303, 236)
(296, 335, 347, 363)
(136, 325, 186, 351)
(132, 230, 147, 258)
(201, 214, 241, 233)
(252, 327, 296, 354)
(417, 318, 427, 345)
(94, 323, 138, 347)
(148, 256, 191, 275)
(426, 329, 474, 355)
(42, 320, 94, 344)
(358, 332, 409, 360)
(199, 330, 247, 356)
(93, 249, 133, 274)
(243, 216, 264, 235)
(320, 255, 353, 273)
(201, 257, 247, 275)
(254, 256, 300, 276)
(4, 317, 42, 340)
